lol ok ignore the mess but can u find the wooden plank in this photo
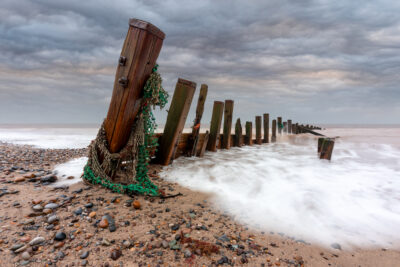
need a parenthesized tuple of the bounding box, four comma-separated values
(222, 100, 234, 149)
(234, 118, 243, 147)
(156, 78, 196, 165)
(263, 113, 269, 143)
(207, 101, 224, 152)
(187, 84, 208, 156)
(288, 120, 292, 134)
(271, 119, 277, 142)
(245, 121, 253, 145)
(277, 117, 282, 135)
(104, 18, 165, 153)
(198, 131, 209, 157)
(255, 116, 262, 144)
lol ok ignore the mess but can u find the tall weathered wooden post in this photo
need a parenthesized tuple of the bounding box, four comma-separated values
(288, 120, 292, 134)
(207, 101, 224, 152)
(255, 116, 262, 144)
(245, 121, 253, 145)
(104, 19, 165, 153)
(222, 100, 234, 149)
(186, 84, 208, 156)
(157, 79, 196, 165)
(283, 122, 287, 134)
(277, 117, 282, 135)
(234, 118, 243, 147)
(271, 119, 277, 142)
(263, 113, 269, 143)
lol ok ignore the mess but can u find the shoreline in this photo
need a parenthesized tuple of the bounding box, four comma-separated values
(0, 143, 399, 266)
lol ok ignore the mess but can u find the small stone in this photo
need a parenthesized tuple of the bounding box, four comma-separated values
(67, 176, 74, 179)
(122, 240, 131, 248)
(44, 203, 59, 210)
(21, 251, 30, 260)
(98, 218, 109, 228)
(110, 249, 122, 260)
(14, 177, 25, 183)
(74, 207, 83, 215)
(133, 200, 141, 209)
(29, 236, 45, 246)
(89, 211, 96, 218)
(101, 239, 111, 246)
(85, 203, 93, 208)
(32, 200, 42, 205)
(81, 259, 88, 266)
(48, 215, 59, 224)
(80, 250, 89, 259)
(11, 244, 24, 251)
(32, 205, 43, 212)
(43, 209, 52, 214)
(161, 240, 168, 249)
(40, 175, 57, 183)
(54, 232, 66, 241)
(183, 249, 192, 258)
(15, 245, 28, 253)
(54, 242, 65, 248)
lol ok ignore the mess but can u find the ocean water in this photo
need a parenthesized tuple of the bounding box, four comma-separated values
(1, 125, 400, 249)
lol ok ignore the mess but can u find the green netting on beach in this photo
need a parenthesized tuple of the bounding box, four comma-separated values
(83, 65, 168, 196)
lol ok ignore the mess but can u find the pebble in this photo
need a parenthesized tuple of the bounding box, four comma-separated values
(21, 251, 30, 260)
(11, 243, 24, 251)
(54, 232, 66, 241)
(32, 205, 43, 212)
(110, 249, 122, 261)
(47, 215, 59, 224)
(183, 249, 192, 258)
(331, 243, 342, 250)
(44, 203, 59, 210)
(98, 218, 109, 228)
(89, 211, 96, 218)
(102, 214, 116, 232)
(80, 250, 89, 259)
(74, 207, 83, 215)
(40, 175, 57, 183)
(133, 200, 141, 209)
(29, 236, 45, 246)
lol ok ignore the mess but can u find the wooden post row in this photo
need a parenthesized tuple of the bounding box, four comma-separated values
(263, 113, 269, 143)
(271, 119, 277, 142)
(104, 19, 165, 153)
(245, 121, 253, 145)
(207, 101, 224, 152)
(235, 118, 243, 147)
(222, 100, 234, 149)
(187, 84, 208, 156)
(255, 116, 262, 144)
(156, 78, 196, 165)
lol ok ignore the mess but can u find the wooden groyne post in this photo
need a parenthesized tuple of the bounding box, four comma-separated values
(222, 100, 234, 149)
(288, 120, 292, 134)
(235, 118, 243, 147)
(207, 101, 224, 152)
(277, 117, 282, 135)
(271, 119, 277, 142)
(255, 116, 262, 144)
(104, 19, 165, 153)
(187, 84, 208, 156)
(319, 138, 335, 160)
(283, 122, 287, 134)
(263, 113, 269, 143)
(157, 78, 196, 165)
(245, 121, 253, 145)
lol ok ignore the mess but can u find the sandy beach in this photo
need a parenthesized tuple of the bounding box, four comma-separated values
(0, 142, 399, 267)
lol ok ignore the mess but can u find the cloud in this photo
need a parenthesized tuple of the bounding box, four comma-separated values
(0, 0, 399, 124)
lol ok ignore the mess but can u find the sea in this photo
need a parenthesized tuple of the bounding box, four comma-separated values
(1, 124, 399, 249)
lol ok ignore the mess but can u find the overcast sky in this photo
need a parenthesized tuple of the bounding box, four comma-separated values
(0, 0, 399, 125)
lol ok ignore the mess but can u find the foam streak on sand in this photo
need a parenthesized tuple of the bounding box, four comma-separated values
(160, 128, 400, 249)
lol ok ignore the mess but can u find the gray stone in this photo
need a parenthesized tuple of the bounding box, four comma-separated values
(32, 205, 43, 212)
(331, 243, 342, 250)
(183, 249, 192, 258)
(80, 250, 89, 259)
(47, 215, 59, 224)
(29, 236, 45, 246)
(21, 251, 30, 260)
(44, 203, 59, 210)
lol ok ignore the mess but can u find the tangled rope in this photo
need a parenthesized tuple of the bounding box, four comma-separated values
(83, 64, 168, 196)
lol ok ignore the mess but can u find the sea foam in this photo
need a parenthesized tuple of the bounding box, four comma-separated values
(160, 129, 400, 249)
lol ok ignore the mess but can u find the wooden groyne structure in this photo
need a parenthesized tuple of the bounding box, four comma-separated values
(154, 78, 324, 165)
(84, 18, 334, 196)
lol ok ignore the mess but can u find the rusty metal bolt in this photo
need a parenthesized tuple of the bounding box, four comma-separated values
(119, 56, 127, 66)
(118, 77, 128, 88)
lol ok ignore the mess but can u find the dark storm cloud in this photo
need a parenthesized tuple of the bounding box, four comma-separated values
(0, 0, 399, 124)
